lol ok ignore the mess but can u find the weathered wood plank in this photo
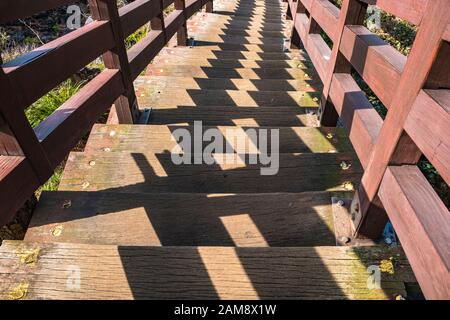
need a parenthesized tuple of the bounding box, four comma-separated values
(0, 156, 39, 226)
(0, 0, 75, 23)
(135, 75, 322, 92)
(339, 25, 406, 108)
(34, 70, 124, 167)
(328, 73, 383, 168)
(404, 89, 450, 184)
(26, 191, 341, 246)
(0, 241, 415, 299)
(58, 151, 362, 193)
(136, 88, 320, 108)
(119, 0, 162, 37)
(148, 105, 320, 126)
(85, 124, 353, 154)
(157, 47, 303, 60)
(3, 21, 115, 110)
(379, 166, 450, 300)
(310, 0, 340, 42)
(146, 65, 319, 80)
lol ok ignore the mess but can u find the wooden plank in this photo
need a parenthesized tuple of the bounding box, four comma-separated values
(339, 25, 406, 108)
(0, 156, 39, 226)
(58, 151, 362, 193)
(128, 31, 166, 80)
(147, 105, 320, 126)
(85, 124, 353, 154)
(152, 56, 308, 69)
(2, 21, 115, 110)
(404, 89, 450, 184)
(135, 75, 321, 92)
(378, 166, 450, 299)
(119, 0, 162, 37)
(0, 240, 415, 299)
(146, 65, 318, 80)
(0, 0, 75, 23)
(26, 190, 340, 246)
(355, 0, 449, 238)
(328, 73, 383, 168)
(34, 70, 124, 167)
(302, 34, 330, 82)
(310, 0, 340, 42)
(190, 33, 284, 45)
(359, 0, 426, 25)
(186, 26, 287, 38)
(157, 47, 301, 60)
(136, 88, 321, 108)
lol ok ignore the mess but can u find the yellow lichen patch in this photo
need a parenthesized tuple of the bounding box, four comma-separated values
(51, 225, 64, 237)
(16, 246, 40, 266)
(380, 257, 395, 274)
(7, 282, 29, 300)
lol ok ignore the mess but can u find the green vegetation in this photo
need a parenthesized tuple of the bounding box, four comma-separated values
(125, 25, 150, 49)
(25, 80, 83, 128)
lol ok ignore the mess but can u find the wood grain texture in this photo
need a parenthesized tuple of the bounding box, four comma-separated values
(339, 25, 406, 108)
(379, 166, 450, 299)
(328, 73, 383, 168)
(148, 105, 320, 126)
(404, 89, 450, 185)
(26, 191, 341, 246)
(135, 75, 322, 92)
(58, 151, 362, 193)
(0, 240, 415, 300)
(85, 124, 353, 153)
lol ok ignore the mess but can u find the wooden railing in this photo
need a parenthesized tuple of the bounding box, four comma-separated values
(0, 0, 212, 224)
(287, 0, 449, 299)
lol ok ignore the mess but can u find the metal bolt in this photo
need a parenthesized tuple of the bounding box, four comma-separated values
(82, 181, 90, 189)
(89, 160, 96, 167)
(62, 200, 72, 209)
(340, 161, 352, 170)
(340, 236, 351, 244)
(326, 133, 334, 139)
(337, 200, 345, 207)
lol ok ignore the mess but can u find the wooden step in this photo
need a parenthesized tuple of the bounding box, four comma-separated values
(159, 47, 305, 60)
(186, 27, 288, 38)
(58, 151, 362, 193)
(152, 56, 310, 69)
(189, 42, 286, 53)
(190, 33, 284, 45)
(190, 12, 285, 23)
(146, 65, 318, 80)
(25, 191, 343, 246)
(135, 76, 321, 91)
(147, 105, 319, 126)
(85, 124, 352, 154)
(187, 21, 289, 32)
(0, 240, 416, 299)
(137, 88, 320, 108)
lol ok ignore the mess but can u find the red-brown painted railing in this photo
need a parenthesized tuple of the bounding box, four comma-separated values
(287, 0, 449, 299)
(0, 0, 213, 224)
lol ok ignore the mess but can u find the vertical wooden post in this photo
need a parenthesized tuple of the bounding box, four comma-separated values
(175, 0, 188, 46)
(353, 0, 449, 239)
(88, 0, 139, 124)
(290, 1, 305, 49)
(318, 0, 367, 126)
(205, 1, 213, 13)
(0, 71, 53, 183)
(151, 1, 167, 42)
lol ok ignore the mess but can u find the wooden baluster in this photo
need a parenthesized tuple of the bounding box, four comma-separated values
(318, 0, 367, 126)
(353, 0, 449, 239)
(205, 1, 213, 13)
(175, 0, 188, 46)
(290, 1, 306, 49)
(88, 0, 139, 124)
(0, 70, 53, 183)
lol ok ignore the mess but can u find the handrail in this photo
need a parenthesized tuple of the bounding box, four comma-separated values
(0, 0, 213, 226)
(288, 0, 449, 299)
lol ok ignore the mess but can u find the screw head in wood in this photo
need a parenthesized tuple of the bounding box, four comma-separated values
(62, 200, 72, 209)
(51, 225, 63, 237)
(340, 161, 352, 170)
(337, 200, 345, 207)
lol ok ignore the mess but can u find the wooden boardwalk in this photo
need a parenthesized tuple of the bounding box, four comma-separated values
(0, 0, 419, 300)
